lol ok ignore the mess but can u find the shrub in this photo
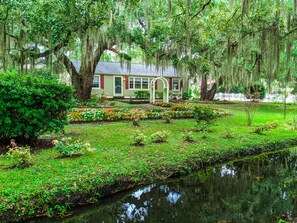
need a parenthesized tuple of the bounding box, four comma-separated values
(240, 102, 260, 126)
(195, 120, 215, 133)
(131, 131, 146, 146)
(7, 140, 32, 168)
(151, 131, 170, 143)
(83, 93, 107, 107)
(182, 131, 195, 142)
(192, 88, 200, 100)
(217, 86, 226, 93)
(223, 130, 235, 139)
(53, 138, 95, 157)
(0, 72, 74, 142)
(253, 121, 278, 134)
(130, 109, 147, 126)
(162, 111, 172, 123)
(134, 91, 149, 99)
(153, 102, 173, 107)
(182, 92, 190, 100)
(155, 91, 163, 99)
(192, 106, 215, 122)
(245, 83, 266, 100)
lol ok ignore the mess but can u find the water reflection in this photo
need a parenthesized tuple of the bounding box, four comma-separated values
(33, 148, 297, 223)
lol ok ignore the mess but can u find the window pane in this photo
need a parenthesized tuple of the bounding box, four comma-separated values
(92, 76, 100, 88)
(129, 78, 134, 89)
(173, 79, 179, 90)
(142, 78, 148, 89)
(135, 78, 141, 89)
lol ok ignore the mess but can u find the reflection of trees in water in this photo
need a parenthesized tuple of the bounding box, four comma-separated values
(58, 150, 297, 223)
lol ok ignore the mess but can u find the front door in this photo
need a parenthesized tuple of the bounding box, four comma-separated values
(114, 76, 123, 96)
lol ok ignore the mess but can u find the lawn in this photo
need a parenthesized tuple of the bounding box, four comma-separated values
(0, 102, 296, 222)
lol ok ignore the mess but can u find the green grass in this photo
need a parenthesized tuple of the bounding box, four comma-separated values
(0, 102, 296, 222)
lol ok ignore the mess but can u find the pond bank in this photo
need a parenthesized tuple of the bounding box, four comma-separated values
(0, 104, 296, 222)
(1, 139, 297, 223)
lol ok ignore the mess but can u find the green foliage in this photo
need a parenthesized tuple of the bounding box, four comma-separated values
(290, 115, 297, 131)
(181, 131, 195, 142)
(229, 86, 245, 94)
(253, 121, 278, 134)
(130, 109, 147, 126)
(134, 91, 149, 99)
(131, 131, 146, 146)
(182, 92, 190, 100)
(223, 130, 235, 139)
(0, 72, 74, 142)
(195, 120, 215, 133)
(192, 88, 200, 100)
(155, 91, 164, 99)
(54, 138, 95, 157)
(245, 83, 266, 100)
(192, 106, 216, 123)
(240, 102, 260, 126)
(192, 106, 216, 132)
(82, 93, 107, 107)
(153, 102, 173, 107)
(151, 131, 170, 143)
(7, 140, 32, 168)
(217, 86, 226, 93)
(162, 111, 172, 124)
(0, 103, 297, 222)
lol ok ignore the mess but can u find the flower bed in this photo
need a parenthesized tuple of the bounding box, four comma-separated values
(68, 105, 230, 123)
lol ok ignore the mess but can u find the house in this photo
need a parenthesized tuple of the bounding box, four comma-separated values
(72, 60, 187, 99)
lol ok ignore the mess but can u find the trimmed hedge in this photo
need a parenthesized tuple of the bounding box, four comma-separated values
(0, 72, 74, 142)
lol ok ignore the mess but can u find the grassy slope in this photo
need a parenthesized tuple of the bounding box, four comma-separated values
(0, 103, 296, 222)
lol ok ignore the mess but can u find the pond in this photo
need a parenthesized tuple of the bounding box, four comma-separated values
(32, 147, 297, 223)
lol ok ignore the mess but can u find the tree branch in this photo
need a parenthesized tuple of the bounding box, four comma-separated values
(190, 0, 212, 20)
(56, 53, 78, 76)
(29, 31, 72, 59)
(108, 47, 131, 61)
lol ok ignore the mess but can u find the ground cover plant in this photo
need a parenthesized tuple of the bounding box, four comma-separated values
(0, 103, 296, 222)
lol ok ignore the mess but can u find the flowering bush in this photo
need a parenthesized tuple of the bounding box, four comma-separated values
(151, 131, 170, 143)
(162, 111, 172, 123)
(53, 138, 96, 157)
(131, 131, 146, 146)
(67, 104, 229, 123)
(153, 102, 173, 107)
(130, 109, 147, 126)
(181, 131, 195, 142)
(7, 140, 32, 168)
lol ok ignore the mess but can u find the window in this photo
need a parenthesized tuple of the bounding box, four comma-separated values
(129, 78, 134, 89)
(129, 77, 150, 90)
(135, 78, 141, 89)
(172, 79, 180, 90)
(92, 75, 100, 88)
(142, 78, 148, 89)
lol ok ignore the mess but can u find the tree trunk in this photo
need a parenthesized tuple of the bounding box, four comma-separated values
(200, 72, 207, 100)
(200, 73, 222, 101)
(59, 33, 106, 101)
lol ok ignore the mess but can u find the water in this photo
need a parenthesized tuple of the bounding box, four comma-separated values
(34, 148, 297, 223)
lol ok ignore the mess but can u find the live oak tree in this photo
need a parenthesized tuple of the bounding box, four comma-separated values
(133, 0, 297, 101)
(1, 0, 296, 101)
(0, 0, 139, 101)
